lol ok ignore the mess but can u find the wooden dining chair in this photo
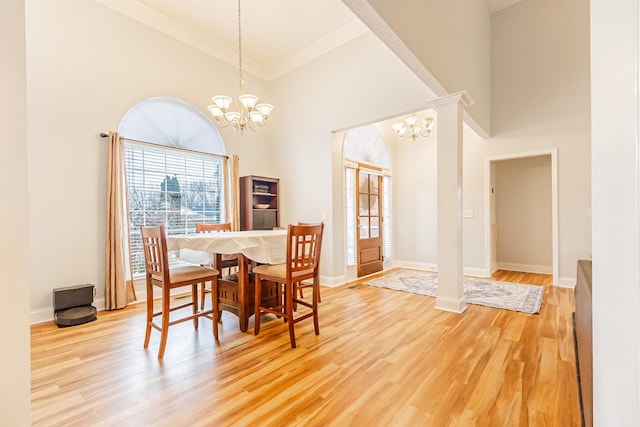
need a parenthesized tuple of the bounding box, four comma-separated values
(140, 225, 219, 359)
(296, 222, 323, 303)
(195, 223, 239, 309)
(253, 223, 324, 348)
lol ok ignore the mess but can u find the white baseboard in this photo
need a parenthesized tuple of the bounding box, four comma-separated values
(463, 267, 489, 278)
(31, 307, 54, 325)
(497, 262, 552, 275)
(319, 274, 345, 288)
(557, 276, 577, 288)
(393, 260, 438, 272)
(392, 261, 487, 278)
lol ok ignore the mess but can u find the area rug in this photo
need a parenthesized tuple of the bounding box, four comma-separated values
(366, 269, 545, 314)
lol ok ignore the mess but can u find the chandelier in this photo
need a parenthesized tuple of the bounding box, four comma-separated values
(208, 0, 273, 134)
(392, 114, 435, 141)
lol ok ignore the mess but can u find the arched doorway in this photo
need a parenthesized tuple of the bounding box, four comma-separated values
(343, 124, 392, 278)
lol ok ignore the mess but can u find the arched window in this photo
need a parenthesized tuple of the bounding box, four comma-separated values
(119, 97, 225, 154)
(344, 124, 391, 168)
(119, 97, 227, 275)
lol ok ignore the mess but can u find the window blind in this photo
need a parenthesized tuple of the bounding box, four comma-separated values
(345, 167, 357, 266)
(125, 141, 226, 275)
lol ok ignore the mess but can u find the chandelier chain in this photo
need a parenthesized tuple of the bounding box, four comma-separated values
(237, 0, 243, 89)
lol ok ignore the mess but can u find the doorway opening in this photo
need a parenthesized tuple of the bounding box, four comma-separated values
(485, 149, 558, 286)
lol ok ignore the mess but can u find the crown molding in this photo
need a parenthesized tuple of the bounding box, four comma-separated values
(267, 18, 369, 80)
(95, 0, 367, 81)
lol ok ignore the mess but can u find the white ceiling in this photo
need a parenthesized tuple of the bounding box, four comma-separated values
(97, 0, 524, 81)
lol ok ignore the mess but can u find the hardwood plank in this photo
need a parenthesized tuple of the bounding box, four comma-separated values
(31, 270, 580, 426)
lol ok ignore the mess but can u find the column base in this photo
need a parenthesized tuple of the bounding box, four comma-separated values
(435, 296, 467, 314)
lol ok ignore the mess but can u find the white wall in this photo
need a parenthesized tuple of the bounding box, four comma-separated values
(0, 0, 31, 424)
(25, 0, 276, 320)
(591, 0, 640, 423)
(360, 0, 492, 133)
(495, 155, 552, 273)
(387, 119, 439, 271)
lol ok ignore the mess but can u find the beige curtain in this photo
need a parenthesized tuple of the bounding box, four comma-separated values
(230, 154, 241, 231)
(105, 131, 136, 309)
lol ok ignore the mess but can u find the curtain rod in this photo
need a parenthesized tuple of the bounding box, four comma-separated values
(99, 132, 228, 159)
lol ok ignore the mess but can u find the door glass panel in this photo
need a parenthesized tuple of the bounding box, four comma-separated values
(369, 194, 379, 216)
(359, 194, 370, 216)
(369, 175, 378, 194)
(370, 217, 379, 238)
(359, 173, 369, 193)
(359, 217, 369, 238)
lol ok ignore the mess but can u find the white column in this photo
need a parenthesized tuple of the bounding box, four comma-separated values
(430, 91, 473, 313)
(591, 0, 640, 424)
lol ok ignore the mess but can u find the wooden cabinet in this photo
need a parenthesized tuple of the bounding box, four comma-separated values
(575, 259, 592, 427)
(240, 175, 279, 230)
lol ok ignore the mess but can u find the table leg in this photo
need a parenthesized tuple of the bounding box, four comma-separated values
(237, 254, 250, 332)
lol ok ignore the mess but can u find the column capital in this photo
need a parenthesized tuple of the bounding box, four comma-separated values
(428, 90, 475, 109)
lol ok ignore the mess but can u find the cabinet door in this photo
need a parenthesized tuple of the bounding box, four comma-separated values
(253, 210, 277, 230)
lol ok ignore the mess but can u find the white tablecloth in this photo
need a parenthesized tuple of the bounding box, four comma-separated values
(166, 230, 287, 265)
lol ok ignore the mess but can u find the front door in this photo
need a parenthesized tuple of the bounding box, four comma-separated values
(357, 170, 383, 277)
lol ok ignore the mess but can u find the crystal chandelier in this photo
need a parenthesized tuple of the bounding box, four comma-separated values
(208, 0, 273, 134)
(392, 114, 435, 141)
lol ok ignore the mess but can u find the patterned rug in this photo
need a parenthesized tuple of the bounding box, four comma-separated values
(366, 269, 545, 314)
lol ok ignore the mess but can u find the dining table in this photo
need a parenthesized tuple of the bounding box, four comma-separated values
(166, 229, 287, 332)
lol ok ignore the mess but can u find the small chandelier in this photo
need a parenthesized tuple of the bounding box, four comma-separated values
(208, 0, 273, 134)
(392, 114, 435, 141)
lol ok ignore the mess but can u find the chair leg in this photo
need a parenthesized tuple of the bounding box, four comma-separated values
(192, 284, 199, 330)
(286, 281, 296, 348)
(254, 276, 263, 335)
(144, 281, 153, 349)
(158, 290, 171, 359)
(200, 282, 207, 310)
(298, 281, 321, 303)
(211, 276, 219, 340)
(313, 279, 320, 335)
(293, 283, 298, 311)
(277, 281, 283, 319)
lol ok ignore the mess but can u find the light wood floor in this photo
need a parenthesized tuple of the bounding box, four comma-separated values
(31, 270, 580, 426)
